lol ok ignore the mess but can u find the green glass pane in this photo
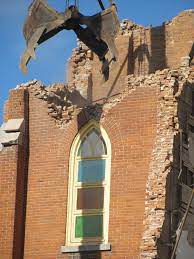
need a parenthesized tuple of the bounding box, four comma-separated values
(75, 215, 103, 238)
(78, 160, 105, 183)
(77, 187, 104, 210)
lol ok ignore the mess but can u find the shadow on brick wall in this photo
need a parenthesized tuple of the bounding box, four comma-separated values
(12, 90, 30, 259)
(68, 251, 102, 259)
(149, 24, 166, 73)
(131, 24, 166, 76)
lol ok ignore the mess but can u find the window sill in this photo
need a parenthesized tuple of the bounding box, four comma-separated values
(61, 243, 111, 253)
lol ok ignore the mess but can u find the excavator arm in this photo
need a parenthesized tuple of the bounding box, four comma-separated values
(20, 0, 120, 74)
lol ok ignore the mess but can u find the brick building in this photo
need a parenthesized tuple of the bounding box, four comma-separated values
(1, 10, 194, 259)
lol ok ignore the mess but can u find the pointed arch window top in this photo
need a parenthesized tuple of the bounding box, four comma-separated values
(78, 128, 107, 158)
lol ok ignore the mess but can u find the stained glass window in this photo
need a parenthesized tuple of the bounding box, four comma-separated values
(77, 187, 104, 210)
(78, 160, 105, 183)
(78, 129, 107, 158)
(75, 215, 103, 238)
(67, 124, 111, 245)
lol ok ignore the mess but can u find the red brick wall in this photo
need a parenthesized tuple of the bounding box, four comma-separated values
(132, 11, 194, 75)
(0, 88, 29, 259)
(0, 146, 18, 259)
(4, 89, 27, 121)
(24, 91, 73, 259)
(91, 34, 132, 101)
(22, 85, 157, 259)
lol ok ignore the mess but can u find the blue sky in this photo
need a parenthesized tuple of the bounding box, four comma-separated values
(0, 0, 193, 123)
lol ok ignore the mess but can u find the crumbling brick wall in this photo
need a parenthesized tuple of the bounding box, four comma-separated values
(2, 76, 156, 259)
(4, 65, 193, 259)
(139, 66, 194, 258)
(67, 10, 194, 103)
(1, 9, 194, 259)
(12, 68, 192, 259)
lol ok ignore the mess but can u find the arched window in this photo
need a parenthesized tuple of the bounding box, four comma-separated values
(66, 122, 111, 247)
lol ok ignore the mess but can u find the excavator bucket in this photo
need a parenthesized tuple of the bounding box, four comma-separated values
(20, 0, 68, 74)
(80, 5, 120, 60)
(20, 0, 120, 74)
(98, 5, 120, 60)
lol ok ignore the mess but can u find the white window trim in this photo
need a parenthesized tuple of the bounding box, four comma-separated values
(66, 120, 111, 247)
